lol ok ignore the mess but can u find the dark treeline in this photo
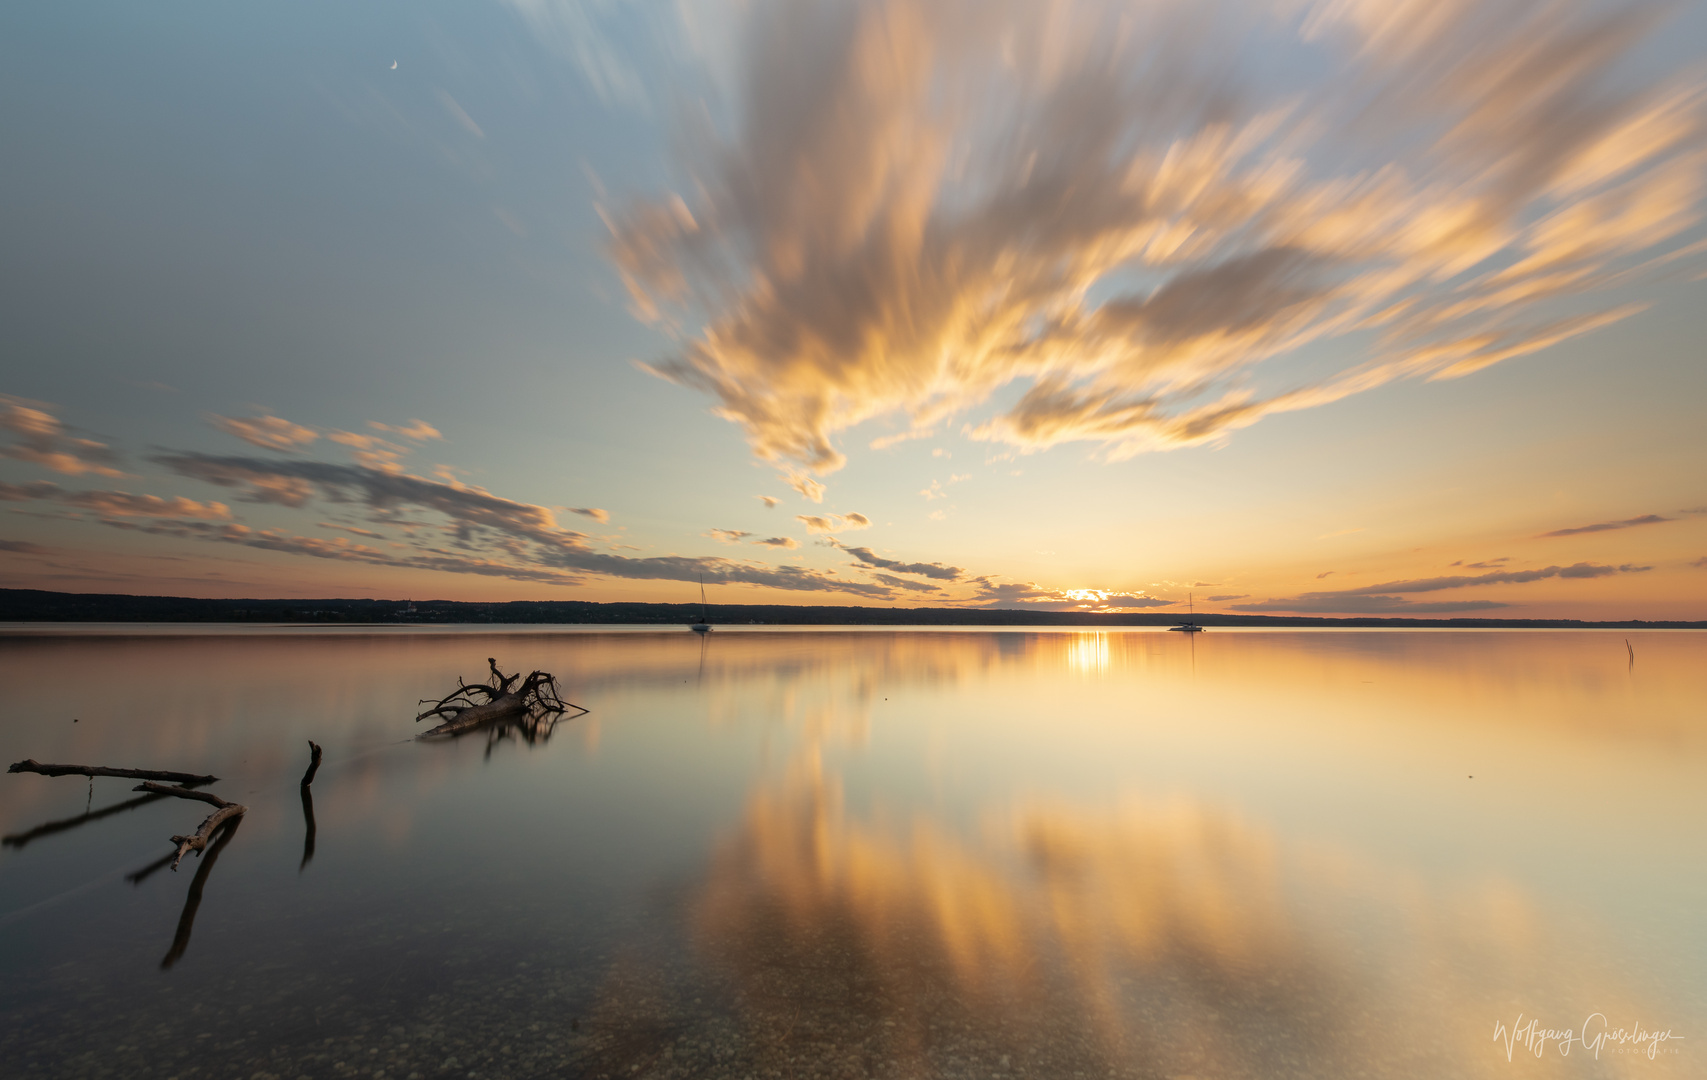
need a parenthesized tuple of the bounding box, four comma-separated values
(1, 588, 1701, 629)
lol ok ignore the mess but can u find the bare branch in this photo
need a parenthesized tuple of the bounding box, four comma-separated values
(134, 782, 234, 808)
(9, 759, 218, 785)
(168, 803, 247, 870)
(300, 741, 323, 787)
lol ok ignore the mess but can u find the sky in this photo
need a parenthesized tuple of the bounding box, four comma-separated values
(1, 0, 1705, 619)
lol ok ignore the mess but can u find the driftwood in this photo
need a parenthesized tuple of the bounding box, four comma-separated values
(8, 758, 218, 785)
(300, 740, 323, 787)
(416, 657, 586, 739)
(6, 752, 247, 967)
(135, 782, 248, 870)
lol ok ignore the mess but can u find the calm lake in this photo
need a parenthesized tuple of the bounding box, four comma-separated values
(0, 627, 1701, 1079)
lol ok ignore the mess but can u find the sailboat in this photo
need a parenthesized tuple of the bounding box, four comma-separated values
(1168, 591, 1204, 633)
(691, 575, 712, 633)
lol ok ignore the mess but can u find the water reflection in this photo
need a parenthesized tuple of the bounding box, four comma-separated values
(160, 816, 240, 970)
(0, 627, 1699, 1078)
(1065, 630, 1110, 675)
(680, 746, 1693, 1077)
(298, 784, 317, 872)
(2, 789, 168, 850)
(125, 850, 174, 886)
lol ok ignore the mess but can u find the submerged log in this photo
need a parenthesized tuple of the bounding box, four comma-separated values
(135, 782, 249, 869)
(8, 759, 218, 785)
(415, 659, 586, 738)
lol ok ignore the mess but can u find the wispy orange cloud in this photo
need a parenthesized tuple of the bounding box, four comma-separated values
(209, 414, 319, 452)
(0, 397, 122, 477)
(369, 419, 443, 442)
(0, 478, 227, 521)
(796, 512, 872, 534)
(608, 0, 1704, 490)
(61, 491, 230, 520)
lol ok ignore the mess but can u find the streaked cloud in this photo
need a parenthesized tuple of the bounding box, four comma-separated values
(370, 419, 443, 442)
(0, 397, 122, 477)
(98, 517, 588, 586)
(757, 495, 781, 509)
(1234, 595, 1511, 615)
(1207, 594, 1249, 602)
(966, 579, 1171, 610)
(498, 0, 671, 110)
(569, 507, 611, 523)
(1300, 562, 1640, 597)
(150, 450, 893, 597)
(796, 512, 872, 534)
(317, 522, 386, 539)
(968, 578, 1055, 604)
(1539, 513, 1671, 537)
(209, 414, 320, 452)
(1100, 595, 1174, 609)
(0, 479, 228, 521)
(327, 430, 411, 472)
(837, 543, 963, 581)
(1239, 561, 1651, 613)
(61, 490, 231, 520)
(0, 480, 63, 501)
(707, 527, 752, 543)
(754, 536, 799, 549)
(608, 0, 1704, 491)
(434, 90, 485, 140)
(0, 539, 52, 555)
(868, 572, 941, 593)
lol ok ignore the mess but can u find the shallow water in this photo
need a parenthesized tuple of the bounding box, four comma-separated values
(0, 626, 1700, 1079)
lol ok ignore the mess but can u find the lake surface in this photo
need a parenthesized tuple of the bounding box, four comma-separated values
(0, 626, 1701, 1079)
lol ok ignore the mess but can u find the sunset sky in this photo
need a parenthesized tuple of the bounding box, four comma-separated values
(2, 0, 1704, 618)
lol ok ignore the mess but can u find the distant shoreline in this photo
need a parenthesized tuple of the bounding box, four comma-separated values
(2, 588, 1701, 630)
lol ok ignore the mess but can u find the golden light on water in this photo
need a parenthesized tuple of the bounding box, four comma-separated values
(1065, 630, 1112, 674)
(2, 628, 1702, 1077)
